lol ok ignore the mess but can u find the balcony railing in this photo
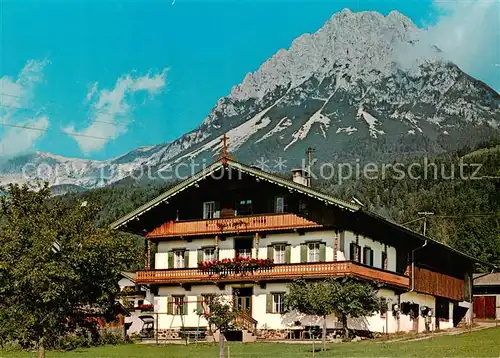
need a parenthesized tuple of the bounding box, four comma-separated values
(146, 213, 322, 239)
(136, 261, 410, 288)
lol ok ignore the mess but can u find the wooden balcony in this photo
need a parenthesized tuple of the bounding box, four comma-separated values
(146, 213, 322, 239)
(136, 261, 410, 288)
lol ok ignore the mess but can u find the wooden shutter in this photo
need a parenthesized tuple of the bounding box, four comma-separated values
(197, 296, 203, 314)
(370, 249, 374, 267)
(184, 250, 190, 268)
(319, 243, 326, 262)
(285, 245, 291, 264)
(267, 245, 273, 260)
(214, 201, 221, 218)
(167, 297, 173, 315)
(168, 251, 174, 268)
(339, 231, 345, 253)
(300, 243, 307, 263)
(349, 243, 356, 261)
(198, 249, 204, 264)
(382, 251, 388, 270)
(182, 297, 187, 315)
(266, 294, 273, 313)
(362, 247, 368, 264)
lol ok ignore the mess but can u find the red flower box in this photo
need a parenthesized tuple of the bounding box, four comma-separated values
(198, 256, 274, 275)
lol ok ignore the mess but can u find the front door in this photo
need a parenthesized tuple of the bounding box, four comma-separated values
(233, 287, 253, 313)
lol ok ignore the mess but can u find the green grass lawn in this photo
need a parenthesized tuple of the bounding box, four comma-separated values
(2, 327, 500, 358)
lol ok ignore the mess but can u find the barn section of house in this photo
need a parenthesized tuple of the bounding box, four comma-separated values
(111, 156, 482, 339)
(473, 273, 500, 320)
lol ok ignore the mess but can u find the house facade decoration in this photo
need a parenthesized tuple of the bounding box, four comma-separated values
(111, 154, 484, 340)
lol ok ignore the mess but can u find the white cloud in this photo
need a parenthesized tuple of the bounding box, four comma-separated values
(0, 116, 49, 158)
(0, 59, 50, 158)
(66, 69, 168, 154)
(397, 0, 500, 91)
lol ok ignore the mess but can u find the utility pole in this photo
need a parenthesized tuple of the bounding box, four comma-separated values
(417, 212, 434, 237)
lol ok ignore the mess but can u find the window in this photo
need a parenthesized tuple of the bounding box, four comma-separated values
(272, 293, 285, 313)
(173, 295, 185, 315)
(363, 247, 374, 266)
(308, 243, 320, 263)
(204, 247, 216, 261)
(137, 299, 144, 306)
(274, 244, 286, 264)
(275, 196, 285, 213)
(237, 248, 252, 258)
(203, 201, 215, 219)
(237, 199, 253, 216)
(174, 250, 185, 268)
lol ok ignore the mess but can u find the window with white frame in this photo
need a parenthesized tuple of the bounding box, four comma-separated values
(272, 293, 285, 313)
(203, 247, 216, 262)
(275, 196, 285, 213)
(203, 201, 215, 219)
(173, 295, 185, 315)
(174, 250, 185, 268)
(308, 243, 320, 263)
(274, 244, 286, 264)
(237, 248, 252, 258)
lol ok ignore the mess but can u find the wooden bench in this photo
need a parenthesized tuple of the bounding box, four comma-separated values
(179, 327, 207, 340)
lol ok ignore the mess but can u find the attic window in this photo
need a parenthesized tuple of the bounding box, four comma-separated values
(203, 201, 215, 219)
(275, 196, 286, 213)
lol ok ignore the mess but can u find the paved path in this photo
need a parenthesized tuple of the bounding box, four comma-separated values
(381, 321, 498, 343)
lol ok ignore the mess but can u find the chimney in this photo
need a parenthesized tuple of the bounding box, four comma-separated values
(291, 168, 310, 187)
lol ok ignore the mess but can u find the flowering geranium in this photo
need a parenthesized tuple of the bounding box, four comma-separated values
(135, 303, 154, 311)
(198, 256, 274, 275)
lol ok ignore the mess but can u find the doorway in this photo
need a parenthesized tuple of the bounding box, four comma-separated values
(233, 287, 253, 313)
(474, 296, 496, 319)
(234, 237, 253, 258)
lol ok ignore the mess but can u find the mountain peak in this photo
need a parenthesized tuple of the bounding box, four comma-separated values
(215, 10, 418, 111)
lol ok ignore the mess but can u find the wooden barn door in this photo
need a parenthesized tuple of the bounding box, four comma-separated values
(485, 296, 496, 319)
(474, 296, 486, 319)
(474, 296, 496, 319)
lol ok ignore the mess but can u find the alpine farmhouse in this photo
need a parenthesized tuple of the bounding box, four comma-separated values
(111, 153, 481, 340)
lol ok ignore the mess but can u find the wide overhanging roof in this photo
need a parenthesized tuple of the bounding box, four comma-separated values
(109, 156, 495, 268)
(109, 157, 359, 229)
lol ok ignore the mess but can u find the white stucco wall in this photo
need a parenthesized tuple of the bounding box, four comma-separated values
(153, 284, 452, 334)
(155, 230, 397, 273)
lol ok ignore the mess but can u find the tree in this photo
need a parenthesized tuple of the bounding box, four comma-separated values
(284, 278, 379, 349)
(195, 295, 239, 358)
(0, 184, 133, 357)
(330, 277, 380, 339)
(284, 279, 337, 351)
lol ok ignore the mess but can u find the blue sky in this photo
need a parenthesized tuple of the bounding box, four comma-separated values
(0, 0, 498, 161)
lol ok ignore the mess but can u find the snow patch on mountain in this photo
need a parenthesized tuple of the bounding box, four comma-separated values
(256, 117, 292, 143)
(284, 93, 336, 150)
(336, 126, 358, 135)
(357, 106, 385, 138)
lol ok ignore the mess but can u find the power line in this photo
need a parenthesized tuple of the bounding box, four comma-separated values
(0, 122, 112, 141)
(0, 102, 130, 127)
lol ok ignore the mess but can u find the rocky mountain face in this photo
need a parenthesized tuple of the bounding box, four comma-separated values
(1, 9, 499, 190)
